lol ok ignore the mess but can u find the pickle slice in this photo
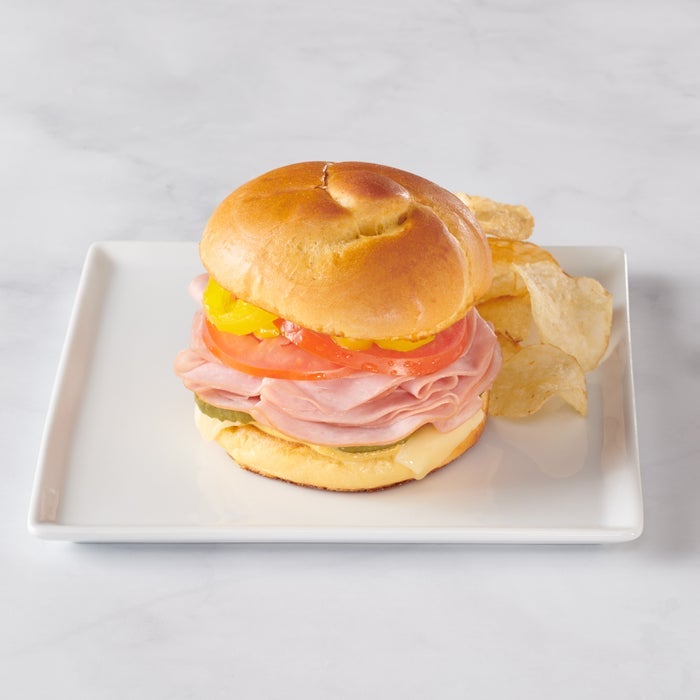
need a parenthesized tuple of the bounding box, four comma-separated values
(194, 395, 253, 424)
(337, 439, 406, 454)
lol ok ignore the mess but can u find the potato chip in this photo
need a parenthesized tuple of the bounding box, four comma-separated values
(455, 193, 534, 240)
(495, 332, 521, 362)
(477, 294, 532, 343)
(482, 238, 558, 301)
(454, 188, 613, 418)
(514, 261, 613, 372)
(488, 344, 587, 417)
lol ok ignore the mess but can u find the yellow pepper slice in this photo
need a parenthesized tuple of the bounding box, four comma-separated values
(332, 337, 374, 351)
(202, 277, 279, 338)
(375, 335, 435, 351)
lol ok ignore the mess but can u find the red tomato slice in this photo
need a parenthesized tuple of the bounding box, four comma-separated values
(202, 320, 353, 380)
(277, 314, 472, 377)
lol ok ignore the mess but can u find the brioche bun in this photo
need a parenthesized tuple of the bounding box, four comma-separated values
(200, 161, 492, 340)
(200, 395, 489, 492)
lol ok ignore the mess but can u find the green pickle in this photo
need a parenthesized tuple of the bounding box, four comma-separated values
(337, 439, 406, 454)
(195, 395, 253, 424)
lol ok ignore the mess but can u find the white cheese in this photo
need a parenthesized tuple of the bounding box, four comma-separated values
(394, 410, 484, 479)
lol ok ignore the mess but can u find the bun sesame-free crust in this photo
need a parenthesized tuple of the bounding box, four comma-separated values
(200, 161, 492, 339)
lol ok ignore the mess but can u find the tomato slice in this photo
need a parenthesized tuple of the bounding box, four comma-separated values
(277, 313, 472, 377)
(202, 320, 353, 380)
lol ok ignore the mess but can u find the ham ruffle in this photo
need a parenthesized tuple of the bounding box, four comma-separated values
(174, 286, 501, 447)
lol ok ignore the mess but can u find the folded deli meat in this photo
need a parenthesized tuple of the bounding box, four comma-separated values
(175, 276, 501, 448)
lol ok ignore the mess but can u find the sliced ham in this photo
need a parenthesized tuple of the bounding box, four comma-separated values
(174, 301, 502, 447)
(251, 346, 500, 445)
(188, 273, 209, 301)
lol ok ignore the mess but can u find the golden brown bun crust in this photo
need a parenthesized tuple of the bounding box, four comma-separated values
(200, 162, 492, 339)
(213, 404, 487, 492)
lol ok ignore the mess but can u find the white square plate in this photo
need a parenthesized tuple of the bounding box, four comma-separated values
(28, 242, 642, 543)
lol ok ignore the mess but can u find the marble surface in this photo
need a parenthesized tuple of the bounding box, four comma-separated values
(2, 0, 699, 697)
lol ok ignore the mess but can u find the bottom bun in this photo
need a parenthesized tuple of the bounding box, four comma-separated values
(199, 395, 489, 492)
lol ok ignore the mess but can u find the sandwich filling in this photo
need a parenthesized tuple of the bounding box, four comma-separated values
(174, 275, 502, 451)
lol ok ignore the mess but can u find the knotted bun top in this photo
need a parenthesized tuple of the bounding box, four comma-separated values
(200, 161, 492, 339)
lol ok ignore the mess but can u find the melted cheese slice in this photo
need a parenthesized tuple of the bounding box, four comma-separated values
(394, 410, 484, 479)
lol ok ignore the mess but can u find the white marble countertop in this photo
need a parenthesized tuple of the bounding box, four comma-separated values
(2, 1, 698, 697)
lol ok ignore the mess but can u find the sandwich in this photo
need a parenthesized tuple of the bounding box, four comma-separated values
(174, 161, 502, 491)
